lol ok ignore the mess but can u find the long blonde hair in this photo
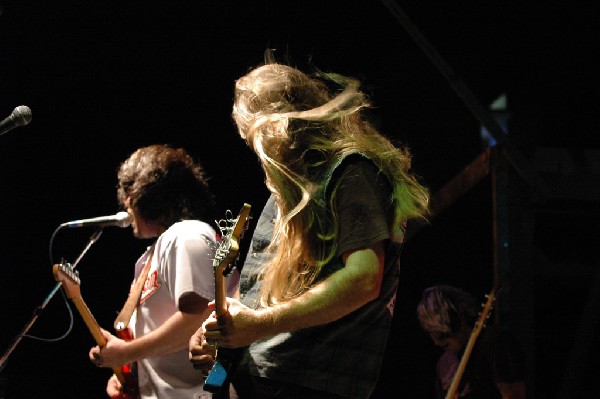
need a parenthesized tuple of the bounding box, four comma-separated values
(233, 59, 429, 306)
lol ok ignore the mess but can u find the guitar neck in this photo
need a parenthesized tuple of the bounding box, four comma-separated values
(214, 267, 228, 318)
(70, 294, 126, 383)
(214, 236, 242, 318)
(70, 295, 106, 345)
(444, 289, 496, 399)
(214, 238, 240, 318)
(445, 324, 479, 399)
(204, 203, 251, 394)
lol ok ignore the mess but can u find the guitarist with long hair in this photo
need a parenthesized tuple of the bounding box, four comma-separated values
(88, 144, 238, 399)
(189, 54, 430, 398)
(417, 285, 527, 399)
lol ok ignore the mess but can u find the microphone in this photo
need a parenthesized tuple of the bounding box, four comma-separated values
(0, 105, 32, 136)
(60, 211, 132, 229)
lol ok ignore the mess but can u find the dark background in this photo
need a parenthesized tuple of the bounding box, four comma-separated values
(1, 1, 598, 398)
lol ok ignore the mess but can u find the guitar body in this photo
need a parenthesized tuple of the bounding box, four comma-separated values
(112, 381, 139, 399)
(114, 327, 140, 399)
(203, 347, 243, 393)
(204, 204, 252, 395)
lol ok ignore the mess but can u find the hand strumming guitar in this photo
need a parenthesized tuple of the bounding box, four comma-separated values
(188, 326, 217, 374)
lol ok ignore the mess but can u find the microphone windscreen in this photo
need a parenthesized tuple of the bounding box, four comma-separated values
(14, 106, 32, 126)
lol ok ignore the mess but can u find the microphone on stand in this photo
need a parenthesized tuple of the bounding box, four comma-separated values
(0, 106, 32, 137)
(60, 211, 132, 229)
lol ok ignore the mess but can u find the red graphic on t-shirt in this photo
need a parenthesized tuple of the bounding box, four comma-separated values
(139, 270, 161, 304)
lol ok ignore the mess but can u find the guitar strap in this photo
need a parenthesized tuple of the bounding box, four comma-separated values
(113, 243, 155, 332)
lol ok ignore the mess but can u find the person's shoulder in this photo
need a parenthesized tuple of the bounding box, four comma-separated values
(161, 220, 217, 242)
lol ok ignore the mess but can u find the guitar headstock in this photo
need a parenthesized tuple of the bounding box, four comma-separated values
(53, 262, 81, 299)
(214, 203, 252, 276)
(475, 288, 496, 331)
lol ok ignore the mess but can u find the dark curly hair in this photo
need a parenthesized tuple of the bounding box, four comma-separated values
(117, 144, 216, 228)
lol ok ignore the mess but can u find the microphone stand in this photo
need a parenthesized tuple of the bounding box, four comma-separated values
(0, 227, 103, 373)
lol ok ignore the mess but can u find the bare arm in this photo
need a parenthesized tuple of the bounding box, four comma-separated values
(91, 293, 210, 367)
(124, 297, 211, 361)
(268, 240, 385, 331)
(205, 240, 385, 348)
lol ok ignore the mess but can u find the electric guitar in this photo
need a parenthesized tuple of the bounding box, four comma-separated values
(203, 203, 252, 394)
(53, 262, 140, 399)
(445, 288, 496, 399)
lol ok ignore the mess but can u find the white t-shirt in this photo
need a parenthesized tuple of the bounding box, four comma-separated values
(130, 220, 239, 399)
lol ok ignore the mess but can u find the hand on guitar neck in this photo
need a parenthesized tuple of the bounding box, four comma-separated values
(188, 204, 251, 395)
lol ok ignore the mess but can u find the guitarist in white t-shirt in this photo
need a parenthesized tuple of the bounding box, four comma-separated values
(88, 144, 238, 399)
